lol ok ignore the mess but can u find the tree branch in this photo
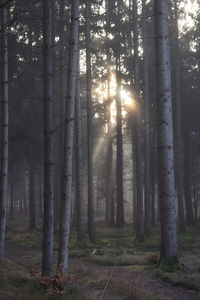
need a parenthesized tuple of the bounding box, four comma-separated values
(0, 17, 16, 32)
(0, 0, 13, 9)
(0, 291, 19, 300)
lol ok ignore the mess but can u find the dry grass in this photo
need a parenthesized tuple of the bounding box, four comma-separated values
(109, 277, 166, 300)
(0, 260, 86, 300)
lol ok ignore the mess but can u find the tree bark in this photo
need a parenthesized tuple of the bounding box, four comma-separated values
(184, 129, 194, 226)
(58, 0, 79, 274)
(29, 165, 36, 230)
(116, 71, 125, 227)
(0, 6, 9, 260)
(142, 0, 152, 235)
(132, 0, 144, 240)
(172, 0, 185, 232)
(75, 57, 85, 241)
(10, 166, 14, 221)
(42, 0, 54, 277)
(154, 0, 178, 259)
(86, 0, 96, 241)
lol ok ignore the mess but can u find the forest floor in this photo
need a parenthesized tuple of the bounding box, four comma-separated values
(1, 221, 200, 299)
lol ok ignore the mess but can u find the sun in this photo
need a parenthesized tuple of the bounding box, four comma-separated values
(93, 70, 136, 126)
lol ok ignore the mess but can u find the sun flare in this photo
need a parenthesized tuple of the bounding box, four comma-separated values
(94, 71, 136, 126)
(179, 0, 198, 32)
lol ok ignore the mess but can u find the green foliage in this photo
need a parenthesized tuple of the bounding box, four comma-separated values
(154, 270, 200, 291)
(89, 253, 147, 267)
(7, 229, 42, 248)
(159, 257, 181, 273)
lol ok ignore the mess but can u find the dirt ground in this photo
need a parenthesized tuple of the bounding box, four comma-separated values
(4, 239, 200, 300)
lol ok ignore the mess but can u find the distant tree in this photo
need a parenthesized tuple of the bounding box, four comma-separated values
(132, 0, 144, 241)
(115, 1, 125, 228)
(42, 0, 54, 277)
(29, 165, 36, 230)
(142, 0, 152, 235)
(86, 0, 96, 242)
(116, 71, 125, 227)
(0, 5, 9, 260)
(184, 128, 194, 226)
(75, 58, 85, 241)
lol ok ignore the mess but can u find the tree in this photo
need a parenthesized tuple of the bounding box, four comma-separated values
(28, 26, 36, 232)
(86, 0, 96, 241)
(0, 5, 9, 260)
(58, 0, 79, 274)
(172, 0, 185, 231)
(116, 71, 125, 227)
(42, 0, 54, 277)
(75, 58, 85, 241)
(132, 0, 144, 240)
(184, 128, 194, 226)
(29, 166, 36, 230)
(154, 0, 178, 260)
(142, 0, 152, 235)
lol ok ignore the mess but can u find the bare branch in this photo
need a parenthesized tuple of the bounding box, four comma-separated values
(0, 17, 16, 32)
(0, 0, 13, 9)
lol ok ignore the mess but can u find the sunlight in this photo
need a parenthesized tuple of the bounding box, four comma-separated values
(179, 0, 198, 32)
(110, 72, 117, 97)
(93, 135, 106, 163)
(110, 101, 117, 125)
(93, 70, 136, 126)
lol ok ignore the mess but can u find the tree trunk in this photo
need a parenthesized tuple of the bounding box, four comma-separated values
(116, 71, 125, 227)
(29, 165, 36, 230)
(154, 0, 178, 260)
(38, 166, 43, 218)
(0, 6, 9, 260)
(86, 0, 96, 242)
(56, 0, 65, 233)
(42, 0, 54, 277)
(10, 166, 14, 221)
(58, 0, 79, 274)
(75, 57, 85, 241)
(172, 0, 185, 232)
(105, 71, 114, 225)
(184, 129, 194, 226)
(133, 0, 144, 240)
(142, 0, 152, 235)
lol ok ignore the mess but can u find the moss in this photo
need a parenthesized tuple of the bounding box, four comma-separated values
(154, 270, 200, 291)
(89, 254, 147, 267)
(159, 257, 181, 272)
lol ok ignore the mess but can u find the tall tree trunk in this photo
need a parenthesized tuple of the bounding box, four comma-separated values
(29, 165, 36, 230)
(105, 70, 114, 225)
(86, 0, 96, 241)
(142, 0, 151, 235)
(42, 0, 54, 277)
(184, 129, 194, 226)
(38, 166, 43, 218)
(172, 0, 185, 232)
(116, 71, 125, 227)
(191, 134, 197, 223)
(10, 166, 14, 221)
(58, 0, 79, 274)
(75, 58, 85, 241)
(56, 0, 65, 233)
(0, 5, 9, 260)
(105, 1, 113, 225)
(154, 0, 178, 260)
(132, 0, 144, 240)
